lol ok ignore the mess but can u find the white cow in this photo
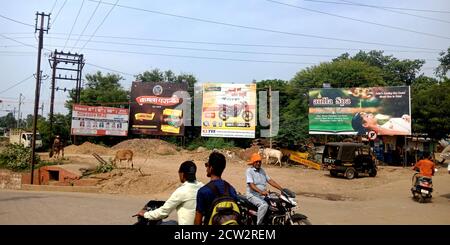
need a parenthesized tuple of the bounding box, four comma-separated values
(261, 148, 283, 167)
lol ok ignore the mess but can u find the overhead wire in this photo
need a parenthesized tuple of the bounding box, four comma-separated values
(50, 0, 67, 28)
(0, 14, 34, 27)
(338, 0, 450, 24)
(265, 0, 450, 40)
(0, 74, 34, 95)
(71, 0, 102, 50)
(63, 0, 85, 51)
(78, 0, 119, 52)
(86, 0, 443, 51)
(303, 0, 450, 14)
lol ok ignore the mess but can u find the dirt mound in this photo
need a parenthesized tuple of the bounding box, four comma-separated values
(112, 139, 178, 156)
(64, 142, 111, 155)
(96, 169, 179, 195)
(237, 146, 260, 161)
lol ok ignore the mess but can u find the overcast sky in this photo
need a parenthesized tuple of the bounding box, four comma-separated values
(1, 0, 449, 118)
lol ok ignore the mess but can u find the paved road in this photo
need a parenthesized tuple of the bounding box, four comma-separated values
(1, 174, 449, 225)
(0, 190, 153, 225)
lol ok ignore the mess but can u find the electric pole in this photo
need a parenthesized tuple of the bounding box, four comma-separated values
(48, 49, 84, 139)
(30, 12, 50, 185)
(17, 93, 24, 128)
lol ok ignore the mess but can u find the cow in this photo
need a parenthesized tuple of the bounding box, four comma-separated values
(114, 149, 134, 169)
(260, 148, 283, 167)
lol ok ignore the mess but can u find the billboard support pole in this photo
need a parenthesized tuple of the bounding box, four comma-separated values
(269, 85, 272, 149)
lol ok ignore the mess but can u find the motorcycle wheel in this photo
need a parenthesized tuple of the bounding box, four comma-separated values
(294, 219, 312, 225)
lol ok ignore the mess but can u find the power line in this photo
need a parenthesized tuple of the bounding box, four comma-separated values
(0, 33, 36, 49)
(63, 0, 85, 50)
(0, 74, 34, 95)
(65, 46, 320, 65)
(4, 32, 442, 53)
(44, 33, 441, 54)
(45, 36, 441, 60)
(0, 13, 34, 27)
(71, 0, 102, 50)
(85, 62, 134, 77)
(265, 0, 450, 40)
(78, 0, 119, 52)
(303, 0, 450, 14)
(86, 0, 445, 50)
(50, 0, 59, 14)
(51, 0, 67, 28)
(337, 0, 450, 24)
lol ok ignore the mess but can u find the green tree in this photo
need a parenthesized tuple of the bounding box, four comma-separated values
(436, 47, 450, 79)
(65, 71, 129, 111)
(135, 68, 198, 91)
(0, 112, 17, 129)
(36, 114, 71, 150)
(337, 50, 425, 86)
(412, 80, 450, 139)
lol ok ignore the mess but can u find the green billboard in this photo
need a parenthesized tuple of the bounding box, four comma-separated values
(309, 86, 411, 135)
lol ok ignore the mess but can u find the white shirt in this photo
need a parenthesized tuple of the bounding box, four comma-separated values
(144, 181, 203, 225)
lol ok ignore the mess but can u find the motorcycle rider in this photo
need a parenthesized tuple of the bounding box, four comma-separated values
(137, 161, 203, 225)
(411, 152, 435, 186)
(246, 153, 284, 225)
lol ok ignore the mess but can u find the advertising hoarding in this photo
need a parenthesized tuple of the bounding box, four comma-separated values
(201, 83, 256, 138)
(309, 86, 411, 135)
(71, 104, 129, 136)
(130, 82, 187, 135)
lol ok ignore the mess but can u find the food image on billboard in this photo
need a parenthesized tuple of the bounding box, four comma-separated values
(130, 82, 187, 135)
(309, 86, 411, 135)
(201, 83, 256, 138)
(71, 105, 129, 136)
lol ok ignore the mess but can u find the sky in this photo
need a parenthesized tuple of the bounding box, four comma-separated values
(0, 0, 449, 118)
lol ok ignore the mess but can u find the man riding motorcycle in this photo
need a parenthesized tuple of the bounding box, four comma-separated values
(246, 153, 284, 225)
(411, 152, 435, 186)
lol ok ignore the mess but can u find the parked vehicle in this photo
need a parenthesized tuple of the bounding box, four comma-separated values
(323, 142, 377, 179)
(9, 128, 42, 149)
(411, 172, 433, 203)
(237, 188, 311, 225)
(133, 200, 165, 225)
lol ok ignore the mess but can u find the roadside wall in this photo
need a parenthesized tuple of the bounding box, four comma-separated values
(0, 169, 22, 189)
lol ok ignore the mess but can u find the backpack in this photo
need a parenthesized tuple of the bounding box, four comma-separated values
(206, 181, 241, 225)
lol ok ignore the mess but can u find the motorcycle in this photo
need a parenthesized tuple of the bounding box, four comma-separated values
(218, 101, 253, 122)
(411, 171, 433, 203)
(132, 200, 165, 225)
(237, 188, 311, 225)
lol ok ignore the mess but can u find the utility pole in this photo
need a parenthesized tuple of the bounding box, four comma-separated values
(48, 50, 84, 140)
(40, 102, 44, 117)
(30, 12, 50, 185)
(17, 93, 24, 128)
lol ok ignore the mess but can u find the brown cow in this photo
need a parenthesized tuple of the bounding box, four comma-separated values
(114, 149, 134, 169)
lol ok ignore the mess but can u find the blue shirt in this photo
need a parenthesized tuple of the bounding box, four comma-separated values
(196, 179, 238, 222)
(246, 167, 271, 198)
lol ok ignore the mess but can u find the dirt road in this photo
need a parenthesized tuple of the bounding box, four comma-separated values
(19, 148, 449, 225)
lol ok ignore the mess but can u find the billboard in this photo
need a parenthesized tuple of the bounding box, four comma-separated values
(130, 82, 187, 135)
(309, 86, 411, 135)
(71, 104, 129, 136)
(201, 83, 256, 138)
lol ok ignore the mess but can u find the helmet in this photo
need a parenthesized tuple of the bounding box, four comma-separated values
(248, 153, 262, 165)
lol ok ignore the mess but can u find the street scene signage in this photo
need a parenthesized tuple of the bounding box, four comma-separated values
(130, 82, 187, 135)
(309, 86, 411, 135)
(71, 104, 129, 136)
(201, 83, 256, 138)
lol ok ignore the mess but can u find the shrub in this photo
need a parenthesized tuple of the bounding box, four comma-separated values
(0, 144, 40, 171)
(187, 138, 234, 151)
(95, 158, 115, 173)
